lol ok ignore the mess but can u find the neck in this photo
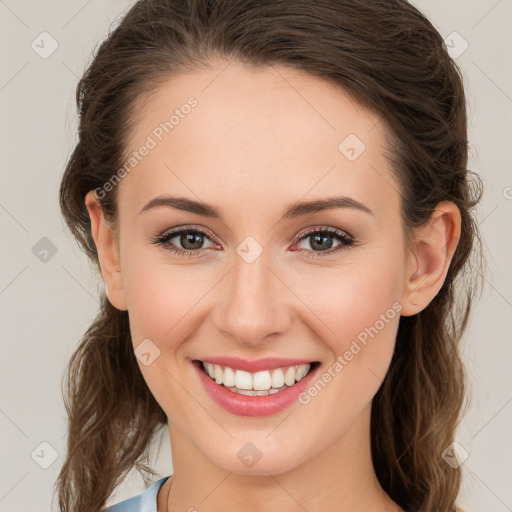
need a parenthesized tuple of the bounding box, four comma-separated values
(159, 404, 402, 512)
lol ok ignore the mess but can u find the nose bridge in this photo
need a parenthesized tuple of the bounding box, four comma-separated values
(214, 247, 292, 345)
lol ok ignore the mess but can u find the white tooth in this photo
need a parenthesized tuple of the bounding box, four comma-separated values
(225, 384, 288, 396)
(204, 362, 310, 390)
(235, 370, 253, 390)
(236, 388, 257, 396)
(253, 371, 271, 390)
(223, 366, 236, 387)
(295, 363, 311, 381)
(271, 368, 285, 388)
(284, 366, 296, 386)
(214, 365, 223, 384)
(204, 362, 215, 379)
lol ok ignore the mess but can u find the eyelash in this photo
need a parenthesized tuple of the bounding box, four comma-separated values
(151, 225, 356, 259)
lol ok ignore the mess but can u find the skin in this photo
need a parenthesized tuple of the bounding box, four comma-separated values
(86, 61, 461, 512)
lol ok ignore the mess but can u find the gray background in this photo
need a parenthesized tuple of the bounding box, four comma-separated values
(0, 0, 511, 510)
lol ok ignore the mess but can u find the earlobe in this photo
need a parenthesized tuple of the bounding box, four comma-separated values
(85, 191, 128, 311)
(400, 201, 461, 316)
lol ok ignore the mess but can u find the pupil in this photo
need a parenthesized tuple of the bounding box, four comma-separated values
(311, 233, 333, 251)
(181, 232, 203, 250)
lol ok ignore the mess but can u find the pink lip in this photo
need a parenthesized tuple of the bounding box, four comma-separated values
(192, 360, 320, 417)
(195, 356, 315, 372)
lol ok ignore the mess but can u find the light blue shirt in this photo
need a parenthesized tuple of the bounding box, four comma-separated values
(105, 476, 171, 512)
(104, 475, 416, 511)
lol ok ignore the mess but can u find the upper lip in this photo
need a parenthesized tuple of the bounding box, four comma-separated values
(195, 356, 317, 373)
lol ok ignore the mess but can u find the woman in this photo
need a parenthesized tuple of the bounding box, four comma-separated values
(55, 0, 483, 511)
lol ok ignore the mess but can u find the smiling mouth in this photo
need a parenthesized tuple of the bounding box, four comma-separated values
(196, 360, 321, 396)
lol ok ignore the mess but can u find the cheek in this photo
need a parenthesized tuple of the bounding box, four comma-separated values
(289, 249, 405, 393)
(292, 264, 403, 432)
(121, 233, 406, 356)
(295, 251, 404, 341)
(120, 246, 216, 345)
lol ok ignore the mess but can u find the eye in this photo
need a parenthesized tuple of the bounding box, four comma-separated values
(151, 225, 356, 259)
(151, 226, 218, 257)
(292, 226, 355, 258)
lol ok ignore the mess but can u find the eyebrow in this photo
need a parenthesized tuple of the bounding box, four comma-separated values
(139, 195, 374, 219)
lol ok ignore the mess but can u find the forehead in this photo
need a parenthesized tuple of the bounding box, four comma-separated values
(118, 61, 401, 224)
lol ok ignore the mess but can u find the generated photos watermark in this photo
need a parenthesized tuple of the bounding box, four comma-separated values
(298, 301, 403, 404)
(94, 96, 198, 200)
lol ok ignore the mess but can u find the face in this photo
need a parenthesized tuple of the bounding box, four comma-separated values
(108, 61, 412, 475)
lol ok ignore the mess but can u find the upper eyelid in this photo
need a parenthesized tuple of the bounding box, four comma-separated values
(159, 225, 218, 244)
(296, 225, 352, 240)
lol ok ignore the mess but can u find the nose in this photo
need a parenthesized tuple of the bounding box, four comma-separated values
(212, 249, 294, 347)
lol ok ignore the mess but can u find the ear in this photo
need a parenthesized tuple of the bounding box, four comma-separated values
(400, 201, 461, 316)
(85, 191, 128, 311)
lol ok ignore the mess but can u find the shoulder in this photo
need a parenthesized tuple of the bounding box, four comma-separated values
(104, 476, 171, 512)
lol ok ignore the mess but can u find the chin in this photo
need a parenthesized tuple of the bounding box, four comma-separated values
(202, 438, 308, 476)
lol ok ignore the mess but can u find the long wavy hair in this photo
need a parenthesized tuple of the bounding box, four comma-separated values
(55, 1, 483, 511)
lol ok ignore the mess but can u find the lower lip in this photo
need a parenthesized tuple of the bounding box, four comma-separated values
(192, 360, 320, 417)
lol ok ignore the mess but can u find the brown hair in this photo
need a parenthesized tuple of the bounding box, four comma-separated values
(55, 1, 483, 511)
